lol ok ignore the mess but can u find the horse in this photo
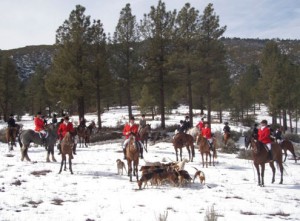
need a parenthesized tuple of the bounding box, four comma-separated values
(172, 133, 195, 162)
(76, 121, 96, 148)
(196, 134, 217, 168)
(280, 139, 297, 163)
(5, 124, 22, 151)
(223, 131, 230, 145)
(249, 138, 284, 186)
(138, 124, 151, 152)
(126, 135, 139, 182)
(59, 132, 74, 174)
(18, 124, 58, 162)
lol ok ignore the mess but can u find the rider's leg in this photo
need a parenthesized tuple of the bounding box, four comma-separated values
(123, 139, 129, 160)
(138, 141, 144, 159)
(57, 140, 62, 155)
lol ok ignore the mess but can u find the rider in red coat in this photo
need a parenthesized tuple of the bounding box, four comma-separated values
(258, 119, 272, 161)
(122, 116, 143, 159)
(34, 112, 45, 133)
(57, 116, 74, 155)
(196, 118, 204, 131)
(201, 122, 213, 150)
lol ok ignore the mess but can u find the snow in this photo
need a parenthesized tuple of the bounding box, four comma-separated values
(0, 106, 299, 221)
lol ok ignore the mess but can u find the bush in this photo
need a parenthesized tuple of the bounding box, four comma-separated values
(240, 116, 256, 127)
(237, 149, 253, 160)
(204, 205, 218, 221)
(283, 133, 300, 143)
(229, 130, 243, 142)
(214, 131, 239, 154)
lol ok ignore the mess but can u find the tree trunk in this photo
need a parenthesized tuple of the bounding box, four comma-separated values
(207, 81, 211, 124)
(96, 78, 102, 129)
(78, 96, 85, 121)
(200, 96, 204, 115)
(159, 67, 165, 129)
(187, 65, 193, 127)
(282, 109, 287, 132)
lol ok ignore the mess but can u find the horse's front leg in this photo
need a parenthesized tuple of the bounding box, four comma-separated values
(58, 159, 64, 174)
(69, 157, 73, 174)
(24, 147, 31, 162)
(134, 162, 139, 181)
(175, 148, 179, 162)
(180, 148, 183, 161)
(187, 146, 191, 162)
(254, 164, 261, 186)
(269, 162, 276, 184)
(49, 145, 57, 162)
(201, 153, 205, 168)
(261, 164, 265, 187)
(283, 148, 287, 162)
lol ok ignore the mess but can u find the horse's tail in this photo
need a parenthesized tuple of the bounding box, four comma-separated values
(18, 131, 23, 148)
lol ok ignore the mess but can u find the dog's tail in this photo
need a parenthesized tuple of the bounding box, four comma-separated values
(192, 166, 199, 171)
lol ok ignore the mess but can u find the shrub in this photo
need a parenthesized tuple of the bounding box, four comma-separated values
(237, 149, 253, 160)
(283, 133, 300, 143)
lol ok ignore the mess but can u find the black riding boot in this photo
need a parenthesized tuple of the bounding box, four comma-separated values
(269, 149, 273, 162)
(123, 148, 127, 160)
(57, 143, 61, 155)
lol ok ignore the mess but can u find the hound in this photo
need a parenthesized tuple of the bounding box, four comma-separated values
(192, 167, 206, 185)
(116, 159, 127, 175)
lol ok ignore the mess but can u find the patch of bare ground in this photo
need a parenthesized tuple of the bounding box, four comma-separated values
(11, 179, 22, 186)
(225, 196, 243, 200)
(27, 200, 43, 208)
(30, 170, 52, 177)
(51, 198, 64, 206)
(240, 211, 257, 215)
(268, 211, 290, 217)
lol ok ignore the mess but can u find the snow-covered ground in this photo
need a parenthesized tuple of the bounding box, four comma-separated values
(0, 106, 299, 221)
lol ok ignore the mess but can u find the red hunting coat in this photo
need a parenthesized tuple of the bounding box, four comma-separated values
(57, 122, 74, 140)
(34, 117, 45, 132)
(123, 123, 140, 141)
(201, 127, 212, 139)
(196, 121, 204, 130)
(258, 126, 272, 144)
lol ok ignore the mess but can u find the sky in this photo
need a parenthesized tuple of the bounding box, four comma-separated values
(0, 105, 299, 221)
(0, 0, 300, 50)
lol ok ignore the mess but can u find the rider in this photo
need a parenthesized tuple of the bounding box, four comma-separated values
(177, 120, 185, 133)
(34, 112, 47, 145)
(275, 127, 283, 144)
(223, 122, 231, 134)
(196, 118, 204, 131)
(252, 123, 259, 139)
(258, 119, 273, 162)
(182, 116, 191, 133)
(52, 114, 58, 125)
(201, 122, 213, 150)
(57, 116, 75, 155)
(122, 116, 144, 160)
(138, 114, 147, 134)
(79, 117, 86, 128)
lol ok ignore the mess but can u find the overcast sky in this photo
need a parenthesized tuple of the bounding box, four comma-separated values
(1, 0, 299, 50)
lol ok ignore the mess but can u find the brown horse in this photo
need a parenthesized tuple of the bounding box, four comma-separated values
(223, 131, 230, 146)
(138, 124, 151, 152)
(196, 134, 217, 168)
(6, 124, 22, 151)
(126, 135, 139, 182)
(280, 139, 297, 163)
(250, 139, 284, 186)
(173, 133, 195, 162)
(76, 121, 96, 148)
(59, 132, 74, 174)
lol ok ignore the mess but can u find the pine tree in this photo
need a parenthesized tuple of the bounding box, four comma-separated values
(0, 56, 21, 121)
(174, 3, 199, 126)
(113, 3, 139, 118)
(196, 3, 227, 123)
(139, 0, 176, 128)
(46, 5, 93, 120)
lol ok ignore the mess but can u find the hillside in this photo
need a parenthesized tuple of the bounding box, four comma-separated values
(2, 38, 300, 81)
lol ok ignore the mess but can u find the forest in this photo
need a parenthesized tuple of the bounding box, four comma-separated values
(0, 1, 299, 132)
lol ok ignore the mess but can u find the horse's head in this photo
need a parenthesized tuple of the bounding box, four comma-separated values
(128, 134, 136, 149)
(250, 139, 263, 154)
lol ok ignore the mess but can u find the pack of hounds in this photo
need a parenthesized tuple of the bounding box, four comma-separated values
(116, 158, 205, 190)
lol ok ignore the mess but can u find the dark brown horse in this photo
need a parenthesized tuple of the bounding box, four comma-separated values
(196, 134, 217, 168)
(126, 135, 139, 182)
(59, 132, 74, 174)
(280, 139, 297, 163)
(250, 139, 284, 186)
(76, 121, 96, 148)
(173, 133, 195, 162)
(138, 124, 151, 152)
(223, 131, 230, 146)
(6, 124, 22, 151)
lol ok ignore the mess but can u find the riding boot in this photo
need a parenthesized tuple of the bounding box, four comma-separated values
(57, 143, 61, 155)
(268, 150, 273, 162)
(123, 148, 126, 160)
